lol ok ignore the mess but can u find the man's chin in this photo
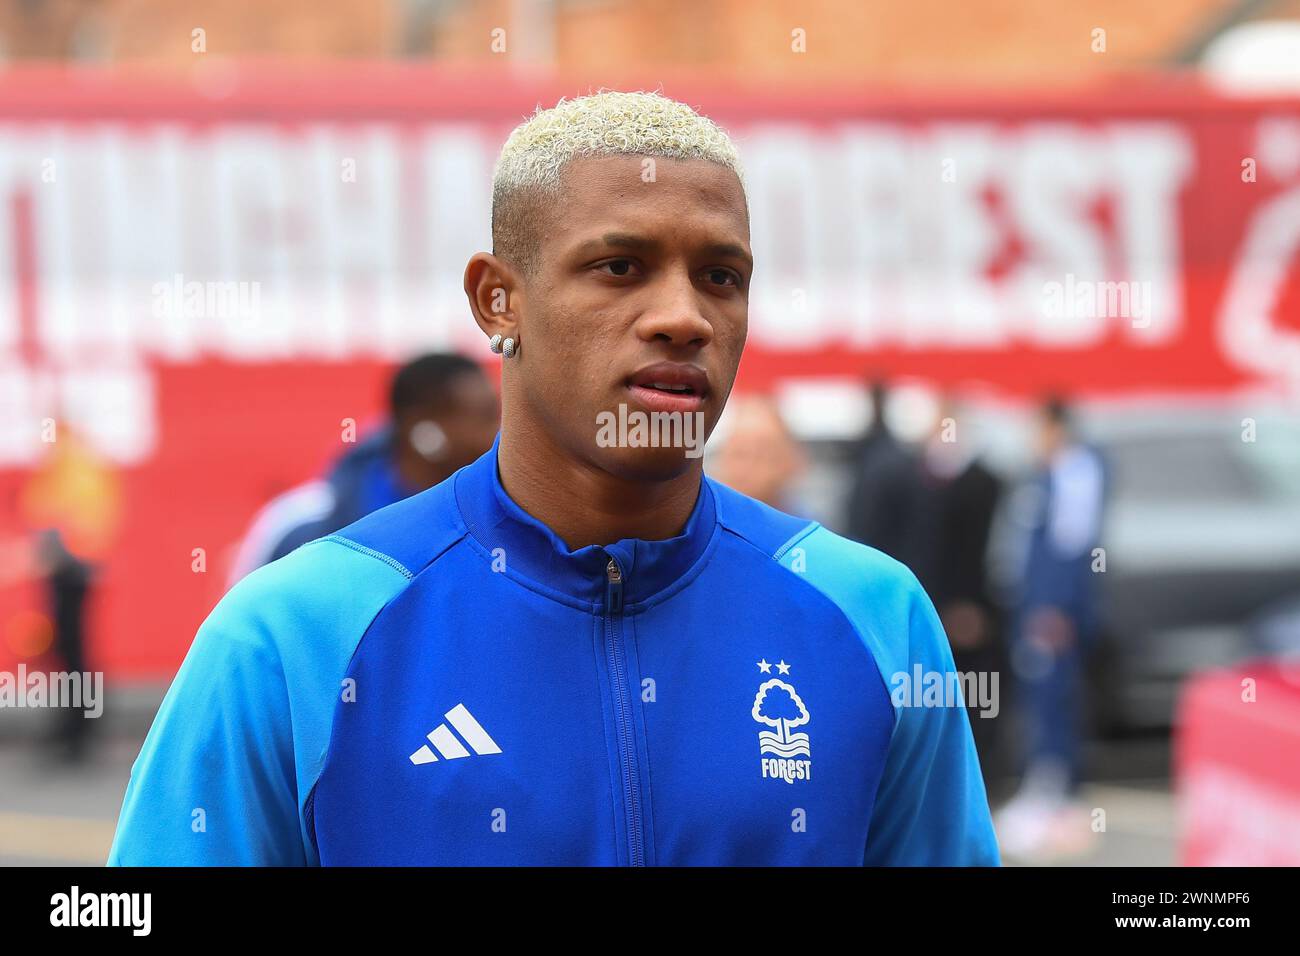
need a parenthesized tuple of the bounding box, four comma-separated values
(588, 443, 705, 483)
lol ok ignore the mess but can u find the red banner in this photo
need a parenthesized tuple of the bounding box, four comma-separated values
(0, 66, 1298, 676)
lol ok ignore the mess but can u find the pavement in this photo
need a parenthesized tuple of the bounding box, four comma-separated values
(0, 737, 135, 865)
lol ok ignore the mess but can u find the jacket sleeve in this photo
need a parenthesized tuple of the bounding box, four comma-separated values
(108, 537, 410, 866)
(863, 573, 1001, 866)
(107, 569, 310, 866)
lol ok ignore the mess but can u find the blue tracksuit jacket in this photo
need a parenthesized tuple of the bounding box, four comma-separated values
(109, 434, 999, 866)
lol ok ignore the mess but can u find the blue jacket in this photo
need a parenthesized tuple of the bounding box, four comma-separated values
(1017, 443, 1108, 643)
(110, 434, 999, 866)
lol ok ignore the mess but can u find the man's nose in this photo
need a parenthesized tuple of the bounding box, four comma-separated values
(635, 273, 713, 348)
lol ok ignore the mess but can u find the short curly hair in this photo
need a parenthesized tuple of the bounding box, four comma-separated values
(491, 90, 745, 276)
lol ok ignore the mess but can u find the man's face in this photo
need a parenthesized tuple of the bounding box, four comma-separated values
(400, 373, 501, 481)
(513, 154, 752, 481)
(1034, 415, 1065, 464)
(438, 372, 502, 468)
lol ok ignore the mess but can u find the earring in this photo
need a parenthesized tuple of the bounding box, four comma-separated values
(502, 337, 517, 359)
(488, 334, 504, 354)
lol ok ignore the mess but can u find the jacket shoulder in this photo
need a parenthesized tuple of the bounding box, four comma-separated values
(788, 524, 923, 598)
(772, 523, 943, 685)
(323, 468, 468, 578)
(707, 477, 819, 558)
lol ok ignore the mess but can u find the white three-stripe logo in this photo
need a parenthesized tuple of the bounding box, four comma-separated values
(409, 703, 503, 765)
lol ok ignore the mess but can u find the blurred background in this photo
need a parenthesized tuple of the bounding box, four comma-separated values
(1, 0, 1298, 867)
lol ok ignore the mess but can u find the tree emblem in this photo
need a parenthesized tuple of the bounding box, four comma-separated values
(752, 679, 811, 754)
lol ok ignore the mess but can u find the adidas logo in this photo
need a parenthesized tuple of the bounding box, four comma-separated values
(409, 703, 502, 764)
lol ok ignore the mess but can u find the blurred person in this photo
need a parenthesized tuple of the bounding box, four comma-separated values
(13, 428, 122, 761)
(844, 379, 923, 565)
(905, 398, 1004, 787)
(110, 91, 997, 866)
(995, 395, 1107, 860)
(226, 352, 499, 585)
(706, 393, 809, 513)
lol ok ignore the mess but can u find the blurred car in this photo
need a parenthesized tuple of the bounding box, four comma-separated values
(1082, 403, 1300, 734)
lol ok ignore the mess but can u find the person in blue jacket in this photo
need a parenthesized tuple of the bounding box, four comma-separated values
(225, 352, 500, 587)
(996, 396, 1107, 858)
(109, 91, 1000, 867)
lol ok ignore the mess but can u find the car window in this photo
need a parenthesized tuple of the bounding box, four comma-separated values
(1106, 428, 1300, 503)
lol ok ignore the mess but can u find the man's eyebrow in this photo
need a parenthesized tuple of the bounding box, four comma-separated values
(572, 233, 659, 256)
(700, 242, 754, 269)
(572, 233, 753, 268)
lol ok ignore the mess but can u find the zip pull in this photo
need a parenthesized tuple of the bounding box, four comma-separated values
(605, 557, 624, 614)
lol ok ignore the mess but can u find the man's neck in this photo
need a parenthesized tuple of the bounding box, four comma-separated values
(497, 422, 702, 551)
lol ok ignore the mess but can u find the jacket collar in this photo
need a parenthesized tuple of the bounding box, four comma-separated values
(454, 433, 718, 610)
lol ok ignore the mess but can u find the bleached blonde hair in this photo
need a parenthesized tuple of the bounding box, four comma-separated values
(491, 90, 745, 274)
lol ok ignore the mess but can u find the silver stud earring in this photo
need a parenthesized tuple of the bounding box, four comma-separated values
(502, 337, 517, 359)
(488, 334, 504, 354)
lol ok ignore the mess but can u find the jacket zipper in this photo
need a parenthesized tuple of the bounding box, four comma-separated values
(604, 556, 645, 866)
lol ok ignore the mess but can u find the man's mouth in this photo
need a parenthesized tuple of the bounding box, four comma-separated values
(626, 363, 710, 413)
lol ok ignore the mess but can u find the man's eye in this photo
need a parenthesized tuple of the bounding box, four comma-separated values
(704, 268, 740, 287)
(597, 260, 636, 277)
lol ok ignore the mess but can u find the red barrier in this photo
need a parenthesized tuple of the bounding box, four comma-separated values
(1176, 663, 1300, 865)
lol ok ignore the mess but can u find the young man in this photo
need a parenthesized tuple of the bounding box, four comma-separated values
(110, 91, 999, 866)
(997, 396, 1106, 859)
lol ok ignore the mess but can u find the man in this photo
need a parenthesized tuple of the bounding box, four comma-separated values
(707, 394, 808, 514)
(10, 428, 122, 761)
(996, 396, 1107, 859)
(904, 397, 1004, 786)
(110, 91, 998, 866)
(226, 352, 500, 585)
(844, 379, 922, 566)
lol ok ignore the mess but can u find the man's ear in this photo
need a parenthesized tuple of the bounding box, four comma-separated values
(464, 252, 522, 340)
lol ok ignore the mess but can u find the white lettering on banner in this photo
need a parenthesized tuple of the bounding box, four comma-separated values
(1217, 119, 1300, 383)
(1103, 124, 1190, 343)
(0, 360, 154, 465)
(0, 119, 1207, 465)
(745, 121, 1192, 349)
